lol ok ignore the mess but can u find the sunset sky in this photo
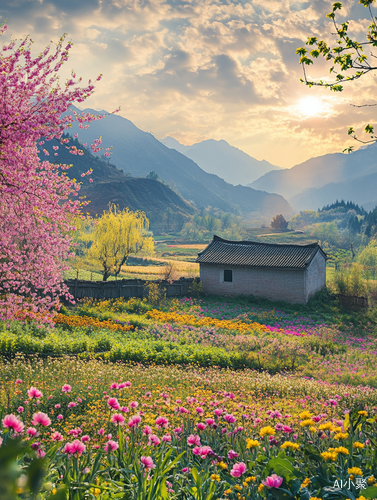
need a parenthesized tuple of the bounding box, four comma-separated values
(1, 0, 377, 168)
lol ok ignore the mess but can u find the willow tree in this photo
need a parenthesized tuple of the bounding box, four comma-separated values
(90, 205, 154, 281)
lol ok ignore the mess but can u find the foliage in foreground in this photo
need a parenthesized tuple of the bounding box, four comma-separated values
(1, 357, 377, 499)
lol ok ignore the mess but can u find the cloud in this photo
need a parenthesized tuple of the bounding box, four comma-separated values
(1, 0, 377, 167)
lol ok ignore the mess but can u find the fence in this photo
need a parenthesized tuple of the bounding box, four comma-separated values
(63, 277, 197, 301)
(337, 294, 368, 311)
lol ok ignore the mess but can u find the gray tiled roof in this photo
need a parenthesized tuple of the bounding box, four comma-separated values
(196, 235, 326, 269)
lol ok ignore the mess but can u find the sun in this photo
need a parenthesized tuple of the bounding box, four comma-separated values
(298, 96, 324, 117)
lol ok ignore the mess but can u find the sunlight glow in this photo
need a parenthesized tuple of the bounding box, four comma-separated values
(298, 96, 324, 117)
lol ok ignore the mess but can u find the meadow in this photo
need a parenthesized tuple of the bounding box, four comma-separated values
(1, 291, 377, 499)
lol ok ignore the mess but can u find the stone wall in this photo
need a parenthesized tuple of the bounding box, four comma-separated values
(305, 251, 326, 301)
(199, 264, 307, 303)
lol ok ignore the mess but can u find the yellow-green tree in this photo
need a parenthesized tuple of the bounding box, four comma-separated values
(90, 205, 154, 281)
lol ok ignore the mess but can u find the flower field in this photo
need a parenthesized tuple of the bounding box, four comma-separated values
(1, 294, 377, 499)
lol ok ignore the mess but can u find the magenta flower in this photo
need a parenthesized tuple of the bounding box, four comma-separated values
(37, 449, 46, 458)
(68, 402, 77, 409)
(262, 474, 284, 488)
(63, 439, 86, 456)
(187, 434, 201, 446)
(17, 407, 24, 413)
(179, 406, 189, 414)
(107, 398, 120, 410)
(205, 418, 215, 425)
(224, 414, 236, 423)
(57, 415, 63, 421)
(16, 379, 23, 384)
(162, 434, 171, 442)
(55, 404, 61, 409)
(130, 401, 138, 409)
(27, 427, 38, 437)
(98, 428, 105, 435)
(104, 440, 119, 452)
(149, 434, 160, 446)
(128, 415, 141, 428)
(228, 450, 239, 459)
(198, 445, 213, 459)
(155, 416, 169, 428)
(196, 407, 204, 415)
(214, 409, 223, 417)
(27, 387, 43, 399)
(110, 382, 118, 389)
(143, 425, 153, 435)
(62, 384, 72, 393)
(81, 435, 90, 442)
(230, 462, 247, 478)
(51, 432, 63, 441)
(111, 413, 125, 426)
(120, 406, 129, 413)
(3, 414, 25, 434)
(141, 456, 155, 470)
(31, 412, 51, 427)
(197, 422, 207, 431)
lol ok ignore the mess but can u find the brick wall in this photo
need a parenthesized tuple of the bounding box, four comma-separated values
(200, 264, 307, 303)
(304, 251, 326, 301)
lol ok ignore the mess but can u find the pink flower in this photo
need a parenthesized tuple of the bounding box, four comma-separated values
(197, 422, 206, 431)
(107, 398, 120, 410)
(214, 409, 223, 417)
(149, 434, 160, 446)
(111, 413, 125, 425)
(3, 414, 25, 434)
(198, 445, 213, 459)
(262, 474, 284, 488)
(128, 415, 141, 428)
(27, 427, 38, 437)
(98, 428, 105, 435)
(68, 402, 77, 409)
(130, 401, 138, 409)
(179, 406, 189, 414)
(155, 416, 169, 429)
(104, 440, 119, 452)
(120, 406, 129, 413)
(205, 418, 215, 426)
(187, 434, 201, 446)
(37, 449, 46, 458)
(62, 384, 72, 393)
(81, 435, 90, 442)
(55, 404, 61, 409)
(51, 432, 63, 441)
(17, 407, 24, 413)
(57, 415, 63, 421)
(162, 434, 171, 442)
(196, 407, 204, 415)
(230, 462, 247, 478)
(224, 414, 236, 423)
(63, 439, 86, 456)
(16, 379, 23, 384)
(32, 412, 51, 427)
(143, 425, 153, 435)
(141, 456, 155, 470)
(228, 450, 239, 459)
(27, 387, 43, 399)
(110, 383, 118, 389)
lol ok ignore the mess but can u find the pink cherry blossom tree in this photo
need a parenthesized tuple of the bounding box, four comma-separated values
(0, 23, 109, 323)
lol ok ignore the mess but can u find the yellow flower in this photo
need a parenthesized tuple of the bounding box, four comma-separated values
(319, 422, 332, 430)
(321, 451, 338, 461)
(211, 474, 220, 482)
(224, 489, 232, 496)
(331, 446, 349, 455)
(358, 411, 367, 416)
(367, 476, 375, 485)
(258, 484, 264, 493)
(245, 476, 256, 483)
(299, 411, 313, 420)
(246, 439, 260, 448)
(300, 419, 314, 427)
(309, 498, 323, 500)
(357, 496, 367, 500)
(348, 467, 363, 476)
(309, 426, 317, 433)
(218, 461, 228, 469)
(353, 442, 365, 449)
(301, 478, 311, 488)
(234, 485, 242, 491)
(334, 432, 349, 439)
(281, 441, 300, 450)
(260, 426, 275, 437)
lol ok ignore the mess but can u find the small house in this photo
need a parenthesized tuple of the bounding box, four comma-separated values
(196, 235, 327, 304)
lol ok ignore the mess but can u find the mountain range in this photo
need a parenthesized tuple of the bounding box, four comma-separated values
(249, 142, 377, 212)
(161, 137, 281, 186)
(64, 107, 292, 219)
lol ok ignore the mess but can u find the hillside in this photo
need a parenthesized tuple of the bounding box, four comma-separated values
(161, 137, 281, 186)
(39, 137, 196, 230)
(290, 171, 377, 212)
(249, 142, 377, 204)
(64, 107, 292, 219)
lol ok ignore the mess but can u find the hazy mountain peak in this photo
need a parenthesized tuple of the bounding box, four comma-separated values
(161, 136, 282, 186)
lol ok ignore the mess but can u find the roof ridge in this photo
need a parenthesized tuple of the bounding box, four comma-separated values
(212, 234, 319, 248)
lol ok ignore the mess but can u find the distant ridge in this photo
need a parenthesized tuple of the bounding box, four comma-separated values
(161, 136, 281, 186)
(63, 107, 292, 219)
